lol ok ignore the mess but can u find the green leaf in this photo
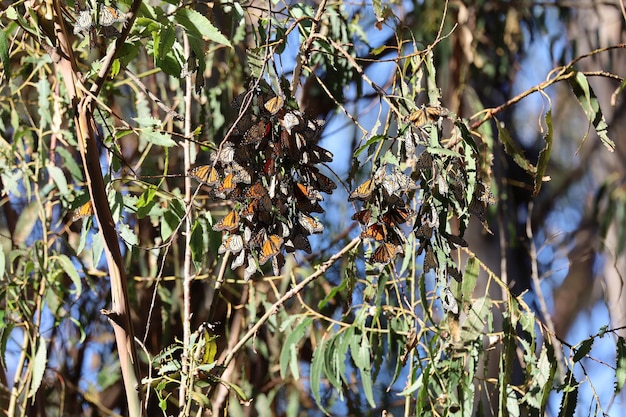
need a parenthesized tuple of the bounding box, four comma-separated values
(175, 9, 231, 47)
(47, 165, 69, 197)
(14, 202, 39, 246)
(28, 335, 47, 398)
(141, 128, 177, 148)
(0, 247, 4, 280)
(354, 134, 385, 158)
(162, 208, 181, 242)
(558, 371, 578, 417)
(279, 317, 313, 379)
(310, 337, 328, 413)
(136, 186, 157, 219)
(354, 333, 376, 407)
(133, 116, 161, 127)
(57, 147, 83, 182)
(0, 28, 10, 81)
(535, 109, 553, 196)
(569, 71, 615, 152)
(462, 256, 479, 303)
(57, 254, 82, 298)
(496, 120, 536, 175)
(118, 222, 138, 247)
(573, 337, 593, 362)
(616, 337, 626, 393)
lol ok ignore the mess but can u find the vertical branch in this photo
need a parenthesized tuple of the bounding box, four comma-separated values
(44, 1, 146, 415)
(179, 32, 194, 414)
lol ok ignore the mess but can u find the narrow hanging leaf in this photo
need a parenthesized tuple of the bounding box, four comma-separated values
(573, 337, 594, 362)
(615, 336, 626, 393)
(496, 120, 536, 175)
(0, 28, 10, 81)
(141, 129, 177, 148)
(353, 333, 375, 406)
(279, 317, 313, 379)
(558, 371, 579, 417)
(568, 71, 615, 152)
(462, 256, 479, 302)
(57, 254, 82, 298)
(534, 109, 553, 196)
(28, 335, 47, 398)
(175, 9, 232, 47)
(310, 338, 329, 414)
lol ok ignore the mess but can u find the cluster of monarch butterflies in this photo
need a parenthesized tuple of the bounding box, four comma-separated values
(349, 164, 417, 265)
(190, 83, 336, 280)
(72, 0, 127, 46)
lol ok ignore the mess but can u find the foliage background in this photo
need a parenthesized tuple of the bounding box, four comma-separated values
(0, 0, 626, 416)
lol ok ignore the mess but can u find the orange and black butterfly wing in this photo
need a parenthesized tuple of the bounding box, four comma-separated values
(213, 210, 240, 232)
(72, 201, 94, 222)
(259, 234, 283, 265)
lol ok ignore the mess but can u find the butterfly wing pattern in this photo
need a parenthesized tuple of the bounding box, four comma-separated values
(190, 81, 335, 279)
(349, 163, 417, 265)
(71, 3, 126, 42)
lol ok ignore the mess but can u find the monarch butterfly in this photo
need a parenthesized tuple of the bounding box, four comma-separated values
(361, 223, 387, 241)
(72, 201, 94, 222)
(246, 181, 268, 200)
(295, 183, 323, 202)
(414, 223, 434, 240)
(280, 111, 301, 134)
(214, 172, 236, 197)
(218, 234, 244, 254)
(98, 5, 127, 26)
(423, 246, 437, 271)
(229, 161, 252, 185)
(231, 249, 246, 269)
(244, 253, 257, 281)
(214, 144, 235, 164)
(442, 231, 468, 248)
(285, 232, 312, 254)
(180, 51, 198, 78)
(73, 9, 93, 35)
(298, 213, 324, 234)
(476, 180, 495, 205)
(408, 106, 449, 127)
(308, 170, 336, 194)
(296, 198, 324, 214)
(243, 119, 270, 145)
(382, 168, 416, 196)
(189, 165, 219, 186)
(213, 210, 240, 232)
(264, 96, 284, 115)
(306, 145, 333, 163)
(258, 234, 283, 265)
(441, 286, 458, 315)
(349, 179, 374, 201)
(351, 209, 372, 225)
(468, 197, 487, 223)
(369, 242, 402, 265)
(381, 206, 415, 226)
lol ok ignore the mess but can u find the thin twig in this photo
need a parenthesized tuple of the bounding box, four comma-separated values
(179, 31, 195, 416)
(222, 236, 361, 368)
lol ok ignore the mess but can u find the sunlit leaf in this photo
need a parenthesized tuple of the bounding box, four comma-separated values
(175, 8, 231, 47)
(57, 254, 82, 298)
(310, 337, 328, 414)
(569, 71, 615, 152)
(0, 28, 10, 81)
(279, 317, 313, 379)
(28, 335, 47, 398)
(535, 109, 553, 196)
(573, 337, 593, 362)
(496, 120, 536, 175)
